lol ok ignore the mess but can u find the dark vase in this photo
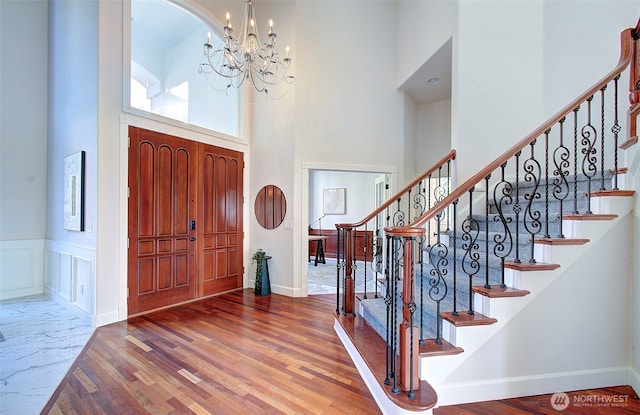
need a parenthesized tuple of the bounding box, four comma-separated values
(255, 257, 271, 296)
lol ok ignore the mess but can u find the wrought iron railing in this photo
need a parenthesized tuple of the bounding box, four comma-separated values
(334, 150, 456, 317)
(339, 20, 639, 398)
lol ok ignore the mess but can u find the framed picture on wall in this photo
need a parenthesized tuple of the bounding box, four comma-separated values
(323, 188, 346, 215)
(63, 151, 85, 231)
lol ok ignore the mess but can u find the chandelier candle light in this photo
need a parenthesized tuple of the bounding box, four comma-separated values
(199, 0, 295, 97)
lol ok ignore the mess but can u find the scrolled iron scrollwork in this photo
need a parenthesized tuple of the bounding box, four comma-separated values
(370, 234, 384, 274)
(392, 209, 406, 227)
(492, 173, 514, 261)
(461, 215, 480, 278)
(427, 236, 448, 304)
(552, 143, 571, 202)
(523, 144, 542, 237)
(581, 122, 598, 179)
(412, 185, 427, 221)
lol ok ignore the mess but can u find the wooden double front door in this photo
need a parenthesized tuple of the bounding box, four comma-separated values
(127, 127, 243, 315)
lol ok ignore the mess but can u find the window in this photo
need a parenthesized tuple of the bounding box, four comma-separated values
(130, 0, 239, 136)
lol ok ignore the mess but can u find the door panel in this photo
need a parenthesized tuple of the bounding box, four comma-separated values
(128, 127, 198, 315)
(128, 127, 243, 315)
(198, 144, 243, 296)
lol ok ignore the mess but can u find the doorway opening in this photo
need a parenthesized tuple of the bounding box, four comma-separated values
(305, 167, 392, 296)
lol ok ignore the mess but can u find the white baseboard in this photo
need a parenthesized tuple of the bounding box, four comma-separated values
(434, 366, 631, 407)
(630, 368, 640, 396)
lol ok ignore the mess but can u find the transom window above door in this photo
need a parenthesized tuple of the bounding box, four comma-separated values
(129, 0, 239, 137)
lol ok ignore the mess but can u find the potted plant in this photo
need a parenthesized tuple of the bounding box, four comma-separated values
(251, 249, 271, 296)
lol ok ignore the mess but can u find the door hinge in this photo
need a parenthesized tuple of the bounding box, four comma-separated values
(127, 238, 130, 249)
(127, 287, 129, 298)
(128, 137, 131, 148)
(127, 187, 130, 198)
(385, 183, 389, 190)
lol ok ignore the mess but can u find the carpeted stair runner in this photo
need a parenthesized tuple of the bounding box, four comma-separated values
(359, 171, 616, 343)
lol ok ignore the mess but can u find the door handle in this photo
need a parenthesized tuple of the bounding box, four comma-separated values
(190, 237, 196, 241)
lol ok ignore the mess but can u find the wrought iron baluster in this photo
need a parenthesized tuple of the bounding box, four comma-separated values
(493, 162, 513, 288)
(612, 75, 621, 190)
(363, 224, 369, 299)
(384, 235, 394, 388)
(553, 117, 570, 239)
(572, 106, 580, 214)
(446, 160, 452, 231)
(393, 197, 405, 227)
(544, 128, 551, 238)
(513, 151, 522, 263)
(484, 174, 491, 288)
(428, 207, 448, 344)
(581, 95, 597, 214)
(413, 179, 427, 222)
(523, 140, 541, 263)
(427, 174, 432, 247)
(461, 188, 479, 314)
(600, 85, 607, 190)
(418, 231, 425, 344)
(452, 200, 459, 316)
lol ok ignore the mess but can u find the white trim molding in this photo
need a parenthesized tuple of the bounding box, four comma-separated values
(44, 240, 96, 326)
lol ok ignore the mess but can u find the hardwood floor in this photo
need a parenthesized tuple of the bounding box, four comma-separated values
(42, 290, 381, 415)
(42, 289, 640, 415)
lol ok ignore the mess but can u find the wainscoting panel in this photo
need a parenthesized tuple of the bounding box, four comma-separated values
(0, 240, 44, 300)
(44, 240, 96, 320)
(58, 251, 73, 302)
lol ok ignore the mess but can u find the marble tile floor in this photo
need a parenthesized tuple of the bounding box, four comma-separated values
(0, 295, 94, 415)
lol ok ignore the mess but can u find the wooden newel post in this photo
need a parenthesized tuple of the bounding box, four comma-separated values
(384, 225, 424, 394)
(398, 235, 419, 392)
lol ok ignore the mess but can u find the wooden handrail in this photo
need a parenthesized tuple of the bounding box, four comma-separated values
(335, 149, 456, 230)
(387, 27, 635, 236)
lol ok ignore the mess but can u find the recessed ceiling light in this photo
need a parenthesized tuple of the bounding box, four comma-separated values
(427, 77, 440, 84)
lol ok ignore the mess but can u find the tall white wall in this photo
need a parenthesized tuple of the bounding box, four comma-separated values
(45, 0, 99, 319)
(416, 99, 451, 174)
(395, 0, 458, 88)
(0, 1, 48, 299)
(540, 2, 640, 393)
(454, 1, 545, 182)
(290, 1, 404, 296)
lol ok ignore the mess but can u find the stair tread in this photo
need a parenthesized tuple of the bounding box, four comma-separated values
(563, 213, 618, 220)
(472, 285, 530, 298)
(620, 136, 638, 149)
(591, 189, 635, 197)
(535, 237, 590, 245)
(441, 311, 497, 327)
(504, 261, 560, 271)
(420, 338, 464, 357)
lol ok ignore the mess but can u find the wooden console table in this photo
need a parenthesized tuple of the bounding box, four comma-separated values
(308, 235, 328, 266)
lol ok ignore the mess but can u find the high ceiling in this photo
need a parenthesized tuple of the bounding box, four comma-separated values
(399, 39, 452, 105)
(131, 0, 451, 105)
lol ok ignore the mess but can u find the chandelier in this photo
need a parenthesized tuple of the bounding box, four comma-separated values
(199, 0, 295, 97)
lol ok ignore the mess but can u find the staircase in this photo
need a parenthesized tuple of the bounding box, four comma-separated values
(333, 19, 640, 414)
